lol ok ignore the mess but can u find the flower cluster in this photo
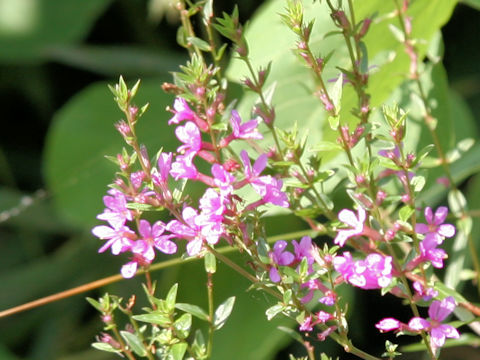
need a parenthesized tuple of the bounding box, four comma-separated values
(376, 296, 460, 353)
(92, 96, 289, 277)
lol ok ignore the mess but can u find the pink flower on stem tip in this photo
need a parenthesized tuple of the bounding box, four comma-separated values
(168, 97, 198, 125)
(333, 252, 393, 290)
(415, 206, 455, 245)
(230, 110, 263, 140)
(96, 189, 133, 228)
(269, 240, 295, 282)
(408, 296, 460, 351)
(334, 207, 366, 247)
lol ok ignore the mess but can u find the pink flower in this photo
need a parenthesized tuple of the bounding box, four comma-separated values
(170, 151, 198, 180)
(211, 164, 235, 195)
(167, 207, 223, 256)
(419, 235, 447, 268)
(96, 189, 133, 228)
(138, 219, 177, 255)
(230, 110, 263, 140)
(92, 223, 136, 255)
(408, 296, 460, 352)
(240, 150, 289, 208)
(299, 315, 315, 332)
(292, 236, 315, 265)
(260, 177, 289, 208)
(168, 97, 198, 125)
(416, 206, 455, 244)
(175, 121, 202, 154)
(413, 281, 438, 302)
(334, 207, 366, 247)
(333, 252, 392, 290)
(269, 240, 295, 282)
(376, 318, 402, 332)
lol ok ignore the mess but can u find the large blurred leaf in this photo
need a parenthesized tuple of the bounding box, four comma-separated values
(226, 0, 458, 153)
(48, 45, 187, 77)
(44, 79, 175, 227)
(0, 0, 112, 63)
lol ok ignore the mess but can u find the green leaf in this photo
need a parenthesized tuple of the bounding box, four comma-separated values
(445, 216, 472, 289)
(166, 283, 178, 312)
(0, 0, 112, 63)
(461, 0, 480, 10)
(330, 72, 343, 115)
(213, 296, 236, 330)
(169, 342, 188, 360)
(174, 313, 192, 338)
(187, 36, 211, 52)
(398, 205, 414, 222)
(132, 313, 171, 326)
(91, 342, 122, 353)
(266, 304, 284, 321)
(120, 331, 147, 357)
(204, 251, 217, 274)
(48, 45, 186, 76)
(448, 189, 467, 217)
(277, 326, 304, 344)
(44, 79, 176, 227)
(226, 0, 457, 181)
(175, 303, 209, 321)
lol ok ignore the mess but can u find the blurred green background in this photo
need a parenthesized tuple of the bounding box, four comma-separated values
(0, 0, 479, 359)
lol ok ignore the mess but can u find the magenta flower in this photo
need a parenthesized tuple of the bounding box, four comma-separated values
(292, 236, 315, 265)
(299, 315, 315, 332)
(170, 151, 198, 180)
(240, 150, 267, 181)
(408, 296, 460, 352)
(168, 97, 198, 125)
(333, 252, 393, 290)
(96, 189, 133, 228)
(269, 240, 295, 282)
(419, 235, 448, 268)
(154, 152, 172, 184)
(138, 219, 177, 255)
(230, 110, 263, 140)
(259, 177, 289, 208)
(175, 121, 202, 154)
(211, 164, 235, 195)
(376, 297, 460, 352)
(92, 223, 136, 255)
(334, 207, 366, 247)
(416, 206, 455, 244)
(240, 150, 289, 207)
(167, 207, 222, 256)
(413, 281, 438, 302)
(376, 318, 402, 332)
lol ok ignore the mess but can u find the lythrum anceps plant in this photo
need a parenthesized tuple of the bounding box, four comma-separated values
(3, 1, 480, 359)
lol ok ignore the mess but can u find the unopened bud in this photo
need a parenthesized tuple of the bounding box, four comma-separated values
(358, 18, 372, 39)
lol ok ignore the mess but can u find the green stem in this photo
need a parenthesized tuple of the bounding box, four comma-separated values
(206, 272, 215, 358)
(207, 246, 283, 301)
(111, 326, 137, 360)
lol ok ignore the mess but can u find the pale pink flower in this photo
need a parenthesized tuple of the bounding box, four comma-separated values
(92, 223, 136, 255)
(334, 207, 366, 247)
(333, 252, 392, 290)
(230, 110, 263, 140)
